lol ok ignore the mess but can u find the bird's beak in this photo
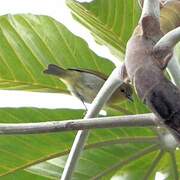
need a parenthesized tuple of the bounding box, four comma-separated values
(127, 95, 133, 102)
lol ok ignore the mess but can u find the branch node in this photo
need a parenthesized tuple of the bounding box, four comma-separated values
(139, 0, 161, 38)
(141, 16, 161, 38)
(154, 27, 180, 56)
(153, 49, 173, 69)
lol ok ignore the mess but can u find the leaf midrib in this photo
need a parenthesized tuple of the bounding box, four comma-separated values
(0, 78, 67, 93)
(0, 136, 158, 177)
(67, 0, 126, 54)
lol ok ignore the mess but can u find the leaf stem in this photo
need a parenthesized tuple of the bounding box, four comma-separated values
(92, 144, 160, 180)
(143, 150, 164, 180)
(154, 27, 180, 52)
(170, 151, 179, 180)
(87, 137, 159, 149)
(0, 137, 158, 178)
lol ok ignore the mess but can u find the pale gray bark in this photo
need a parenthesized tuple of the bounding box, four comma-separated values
(61, 67, 125, 180)
(154, 27, 180, 51)
(0, 113, 155, 135)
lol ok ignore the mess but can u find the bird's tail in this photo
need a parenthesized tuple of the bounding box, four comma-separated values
(43, 64, 66, 77)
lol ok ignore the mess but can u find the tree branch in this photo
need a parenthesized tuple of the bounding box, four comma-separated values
(0, 113, 156, 135)
(139, 0, 161, 39)
(138, 0, 164, 9)
(143, 150, 164, 180)
(125, 0, 180, 141)
(140, 0, 160, 23)
(61, 66, 125, 180)
(154, 27, 180, 59)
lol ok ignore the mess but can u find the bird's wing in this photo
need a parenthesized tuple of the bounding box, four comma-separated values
(67, 68, 108, 80)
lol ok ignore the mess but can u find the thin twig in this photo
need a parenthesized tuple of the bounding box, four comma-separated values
(87, 137, 159, 149)
(0, 113, 156, 135)
(61, 67, 125, 180)
(0, 137, 158, 178)
(92, 144, 160, 180)
(143, 150, 164, 180)
(169, 151, 179, 180)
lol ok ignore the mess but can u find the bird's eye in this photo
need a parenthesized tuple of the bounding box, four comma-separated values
(121, 89, 125, 93)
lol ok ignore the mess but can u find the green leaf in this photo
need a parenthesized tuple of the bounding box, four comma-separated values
(112, 150, 165, 180)
(15, 1, 179, 179)
(0, 14, 114, 92)
(106, 93, 150, 116)
(28, 144, 160, 180)
(18, 100, 157, 180)
(175, 43, 180, 64)
(66, 0, 140, 58)
(3, 170, 49, 180)
(0, 2, 178, 179)
(0, 13, 159, 179)
(0, 108, 83, 177)
(0, 108, 157, 178)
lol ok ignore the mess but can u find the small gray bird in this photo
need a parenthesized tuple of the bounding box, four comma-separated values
(44, 64, 133, 109)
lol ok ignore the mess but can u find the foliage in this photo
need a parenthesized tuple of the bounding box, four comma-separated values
(0, 0, 179, 179)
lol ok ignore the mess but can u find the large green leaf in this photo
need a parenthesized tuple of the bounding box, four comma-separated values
(0, 13, 158, 179)
(27, 112, 178, 180)
(28, 144, 159, 180)
(0, 107, 157, 179)
(23, 97, 161, 180)
(66, 0, 140, 58)
(3, 170, 49, 180)
(67, 0, 180, 64)
(0, 3, 178, 180)
(0, 108, 83, 177)
(0, 14, 114, 92)
(20, 1, 180, 179)
(67, 0, 180, 90)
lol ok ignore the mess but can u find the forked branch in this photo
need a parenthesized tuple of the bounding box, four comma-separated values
(154, 27, 180, 59)
(61, 66, 125, 180)
(60, 0, 180, 179)
(125, 0, 180, 141)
